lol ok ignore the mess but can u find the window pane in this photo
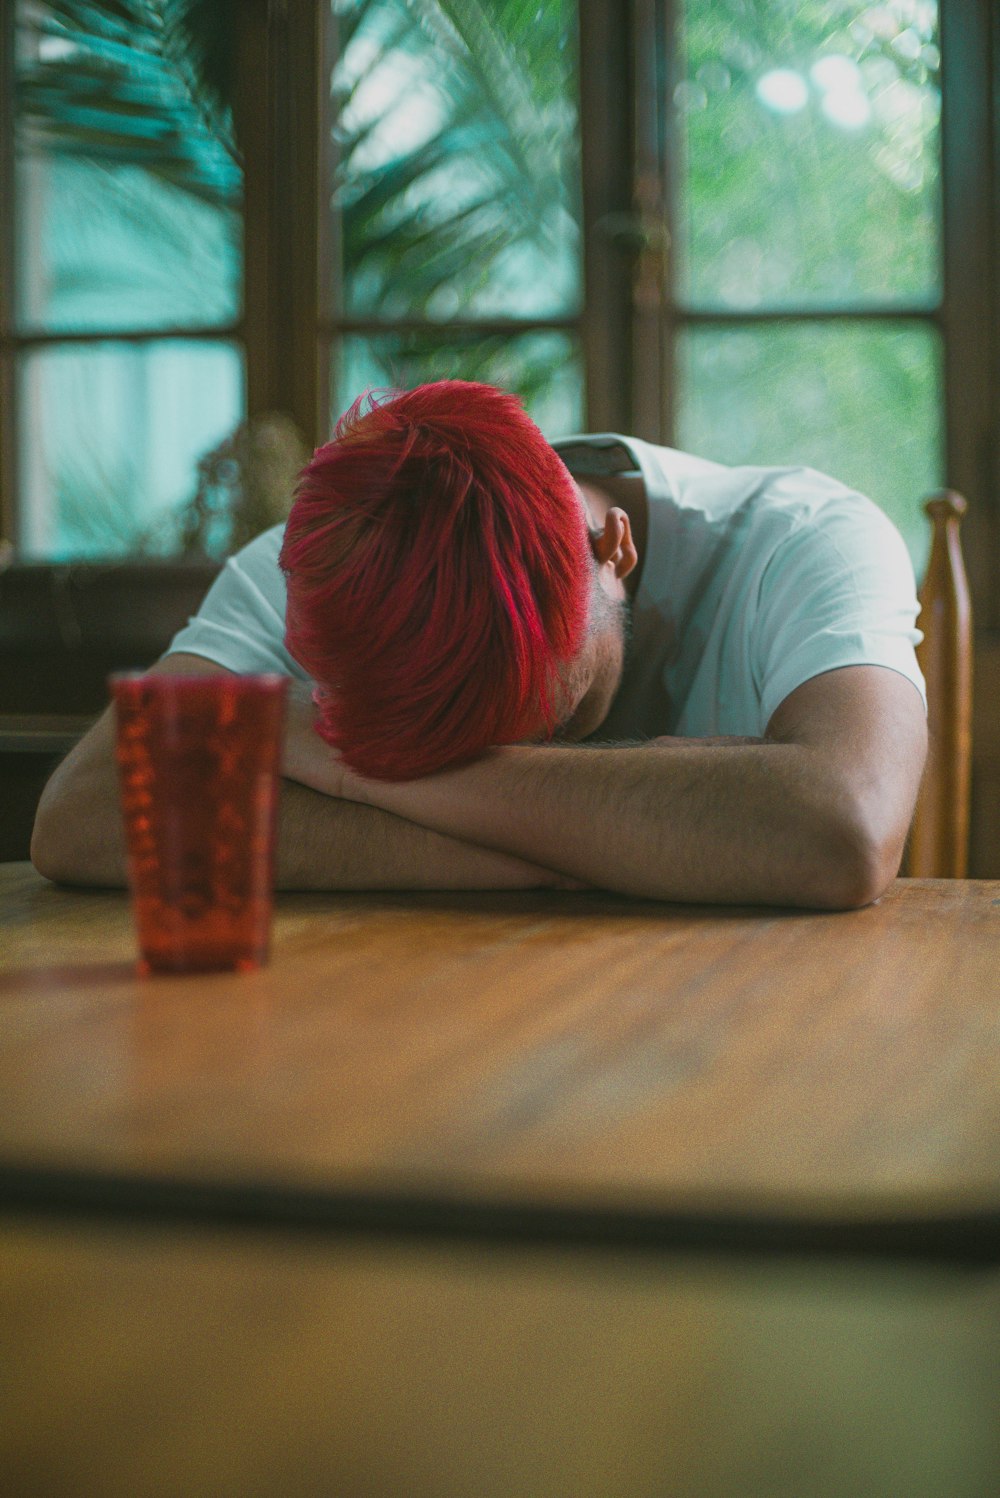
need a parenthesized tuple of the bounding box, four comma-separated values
(676, 1, 941, 308)
(332, 331, 583, 438)
(18, 342, 244, 560)
(330, 0, 581, 320)
(14, 1, 241, 331)
(675, 323, 942, 571)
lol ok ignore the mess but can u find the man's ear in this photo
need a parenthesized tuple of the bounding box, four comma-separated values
(592, 507, 638, 581)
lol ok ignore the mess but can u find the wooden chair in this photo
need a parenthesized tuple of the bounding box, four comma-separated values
(906, 491, 973, 877)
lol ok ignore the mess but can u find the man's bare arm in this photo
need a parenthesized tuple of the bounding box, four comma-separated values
(29, 653, 572, 892)
(309, 667, 927, 910)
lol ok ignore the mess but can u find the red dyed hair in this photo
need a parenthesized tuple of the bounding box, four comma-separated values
(279, 380, 591, 779)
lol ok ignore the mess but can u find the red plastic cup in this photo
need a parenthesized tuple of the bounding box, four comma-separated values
(110, 672, 288, 975)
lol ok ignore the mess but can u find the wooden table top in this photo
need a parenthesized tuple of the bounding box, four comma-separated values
(3, 863, 1000, 1251)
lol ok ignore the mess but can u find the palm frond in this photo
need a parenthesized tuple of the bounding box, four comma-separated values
(334, 0, 580, 323)
(16, 0, 240, 209)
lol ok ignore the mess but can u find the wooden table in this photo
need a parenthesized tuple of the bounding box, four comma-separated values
(3, 863, 1000, 1250)
(3, 864, 1000, 1494)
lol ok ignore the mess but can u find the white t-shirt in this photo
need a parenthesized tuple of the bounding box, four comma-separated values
(166, 434, 926, 738)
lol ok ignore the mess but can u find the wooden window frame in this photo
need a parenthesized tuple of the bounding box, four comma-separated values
(1, 0, 19, 549)
(2, 1, 995, 568)
(582, 0, 998, 616)
(0, 4, 252, 556)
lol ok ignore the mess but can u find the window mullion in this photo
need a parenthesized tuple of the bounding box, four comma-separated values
(283, 0, 325, 450)
(677, 307, 942, 324)
(1, 0, 17, 550)
(236, 0, 324, 452)
(940, 0, 997, 626)
(578, 0, 636, 433)
(630, 0, 671, 443)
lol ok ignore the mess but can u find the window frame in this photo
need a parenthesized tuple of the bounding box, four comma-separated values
(0, 0, 255, 558)
(1, 0, 19, 548)
(1, 1, 996, 592)
(584, 0, 997, 621)
(318, 0, 587, 440)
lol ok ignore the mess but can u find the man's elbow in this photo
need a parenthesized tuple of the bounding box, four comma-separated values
(30, 798, 72, 884)
(30, 791, 123, 888)
(815, 812, 903, 912)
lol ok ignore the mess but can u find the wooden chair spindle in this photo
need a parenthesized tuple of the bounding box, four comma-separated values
(907, 490, 973, 878)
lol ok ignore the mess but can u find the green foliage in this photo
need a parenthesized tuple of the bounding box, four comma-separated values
(673, 0, 943, 565)
(331, 0, 581, 405)
(678, 322, 941, 566)
(338, 328, 582, 433)
(334, 0, 578, 305)
(15, 0, 240, 208)
(15, 0, 943, 563)
(678, 0, 940, 304)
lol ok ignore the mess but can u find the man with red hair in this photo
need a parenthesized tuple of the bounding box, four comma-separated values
(34, 381, 927, 909)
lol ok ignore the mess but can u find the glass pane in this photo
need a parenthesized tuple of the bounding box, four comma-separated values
(332, 331, 583, 438)
(676, 0, 941, 308)
(330, 0, 581, 320)
(675, 322, 942, 572)
(14, 1, 241, 331)
(17, 341, 244, 560)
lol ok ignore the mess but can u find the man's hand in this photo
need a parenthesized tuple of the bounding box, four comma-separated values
(281, 680, 349, 799)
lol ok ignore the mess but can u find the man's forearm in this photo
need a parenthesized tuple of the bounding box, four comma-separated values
(30, 716, 566, 891)
(343, 740, 887, 909)
(273, 779, 574, 890)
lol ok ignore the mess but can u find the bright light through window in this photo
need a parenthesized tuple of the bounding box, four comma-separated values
(755, 68, 809, 113)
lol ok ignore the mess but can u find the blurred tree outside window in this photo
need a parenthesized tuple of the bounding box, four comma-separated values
(2, 0, 587, 561)
(325, 0, 585, 436)
(7, 0, 245, 560)
(673, 0, 944, 571)
(0, 0, 977, 577)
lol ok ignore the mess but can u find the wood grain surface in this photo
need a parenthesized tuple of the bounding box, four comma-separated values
(3, 864, 1000, 1218)
(1, 1215, 997, 1498)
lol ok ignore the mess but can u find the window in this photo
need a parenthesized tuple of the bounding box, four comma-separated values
(672, 0, 944, 570)
(582, 0, 996, 593)
(2, 0, 994, 583)
(323, 0, 585, 436)
(2, 0, 245, 559)
(0, 0, 589, 559)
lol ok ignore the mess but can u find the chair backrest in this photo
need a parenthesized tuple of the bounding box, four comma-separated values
(906, 491, 973, 878)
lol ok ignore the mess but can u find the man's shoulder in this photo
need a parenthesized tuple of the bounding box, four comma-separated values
(552, 434, 873, 520)
(556, 434, 901, 573)
(196, 523, 288, 619)
(227, 521, 287, 565)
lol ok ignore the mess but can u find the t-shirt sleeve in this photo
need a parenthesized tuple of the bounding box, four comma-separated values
(752, 493, 927, 730)
(165, 525, 309, 679)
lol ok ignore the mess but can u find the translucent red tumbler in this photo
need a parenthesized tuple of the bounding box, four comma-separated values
(111, 672, 287, 974)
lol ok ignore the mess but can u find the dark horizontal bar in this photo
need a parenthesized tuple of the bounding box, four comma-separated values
(321, 308, 940, 339)
(2, 1160, 998, 1267)
(1, 306, 939, 351)
(0, 324, 245, 350)
(672, 304, 942, 325)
